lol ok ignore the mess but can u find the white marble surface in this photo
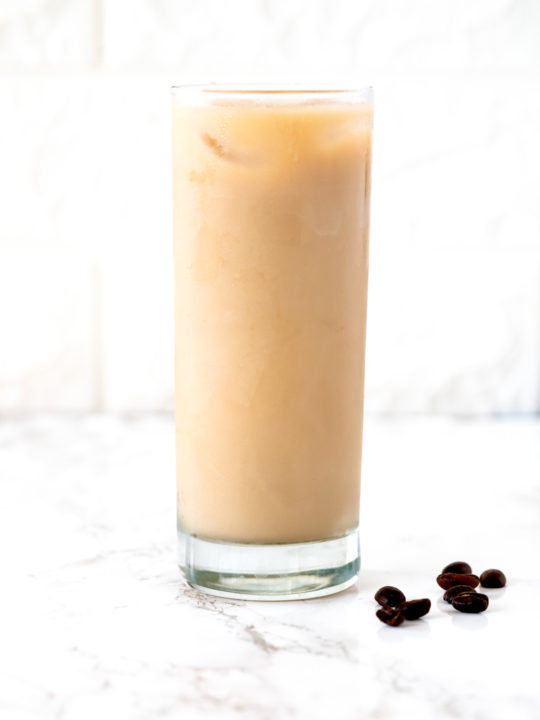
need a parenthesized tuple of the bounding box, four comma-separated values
(1, 415, 539, 719)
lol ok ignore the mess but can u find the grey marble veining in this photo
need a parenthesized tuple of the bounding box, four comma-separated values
(1, 415, 539, 719)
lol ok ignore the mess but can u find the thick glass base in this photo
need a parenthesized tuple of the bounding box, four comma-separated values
(177, 527, 360, 600)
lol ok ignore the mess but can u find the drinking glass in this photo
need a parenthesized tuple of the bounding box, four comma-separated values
(172, 85, 373, 599)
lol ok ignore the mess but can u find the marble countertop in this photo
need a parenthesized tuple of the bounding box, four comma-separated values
(1, 415, 539, 719)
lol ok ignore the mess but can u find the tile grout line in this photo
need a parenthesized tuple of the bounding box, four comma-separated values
(91, 261, 105, 412)
(94, 0, 104, 69)
(536, 254, 540, 412)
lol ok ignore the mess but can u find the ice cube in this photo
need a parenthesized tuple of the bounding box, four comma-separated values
(201, 132, 260, 166)
(321, 113, 372, 149)
(202, 132, 229, 159)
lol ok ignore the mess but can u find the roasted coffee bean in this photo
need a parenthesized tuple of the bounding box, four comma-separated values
(399, 598, 431, 620)
(480, 568, 506, 588)
(443, 585, 477, 603)
(437, 572, 480, 590)
(442, 561, 472, 575)
(451, 592, 489, 613)
(376, 606, 405, 626)
(374, 586, 406, 607)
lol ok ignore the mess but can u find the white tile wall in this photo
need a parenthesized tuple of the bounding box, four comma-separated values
(101, 0, 540, 74)
(0, 251, 95, 410)
(371, 76, 540, 253)
(1, 0, 539, 413)
(101, 253, 174, 412)
(366, 248, 540, 413)
(0, 0, 98, 69)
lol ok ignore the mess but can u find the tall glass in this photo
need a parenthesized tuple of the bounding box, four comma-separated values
(172, 86, 373, 599)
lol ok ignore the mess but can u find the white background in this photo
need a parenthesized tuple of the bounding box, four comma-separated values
(1, 0, 539, 414)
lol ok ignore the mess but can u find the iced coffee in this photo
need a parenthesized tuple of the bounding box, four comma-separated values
(172, 87, 373, 598)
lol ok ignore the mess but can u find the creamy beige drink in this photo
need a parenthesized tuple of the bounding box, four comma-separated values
(173, 89, 372, 549)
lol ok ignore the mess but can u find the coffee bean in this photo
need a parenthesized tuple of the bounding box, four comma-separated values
(399, 598, 431, 620)
(376, 606, 405, 626)
(443, 585, 477, 603)
(480, 569, 506, 588)
(437, 573, 480, 590)
(442, 561, 472, 575)
(451, 592, 489, 613)
(374, 586, 406, 607)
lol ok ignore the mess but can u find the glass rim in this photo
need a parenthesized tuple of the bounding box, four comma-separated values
(171, 83, 373, 103)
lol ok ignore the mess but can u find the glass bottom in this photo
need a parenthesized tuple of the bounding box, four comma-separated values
(177, 527, 360, 600)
